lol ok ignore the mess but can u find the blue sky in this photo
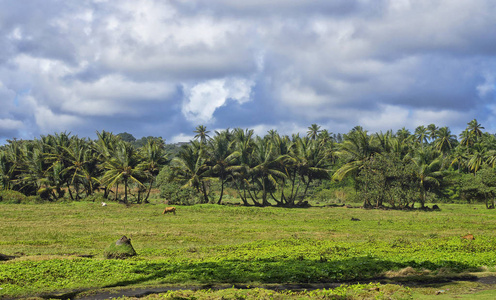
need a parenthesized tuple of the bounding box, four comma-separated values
(0, 0, 495, 143)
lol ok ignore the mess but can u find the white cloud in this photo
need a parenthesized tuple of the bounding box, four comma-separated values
(0, 118, 23, 131)
(182, 77, 254, 124)
(1, 0, 496, 141)
(170, 133, 194, 144)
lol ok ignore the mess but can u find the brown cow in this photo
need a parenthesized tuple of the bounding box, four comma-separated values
(163, 207, 176, 215)
(461, 234, 475, 240)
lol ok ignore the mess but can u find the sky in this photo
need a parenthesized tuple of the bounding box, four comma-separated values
(1, 0, 496, 144)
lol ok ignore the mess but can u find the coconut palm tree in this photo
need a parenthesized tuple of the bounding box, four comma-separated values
(206, 131, 239, 204)
(101, 141, 144, 203)
(433, 126, 457, 155)
(426, 124, 439, 142)
(333, 127, 378, 181)
(230, 128, 256, 206)
(409, 148, 444, 208)
(171, 141, 210, 203)
(307, 124, 322, 140)
(194, 125, 211, 145)
(138, 138, 168, 203)
(250, 136, 286, 206)
(413, 125, 429, 149)
(290, 136, 331, 205)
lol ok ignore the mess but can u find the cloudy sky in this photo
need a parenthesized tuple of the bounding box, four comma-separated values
(1, 0, 495, 143)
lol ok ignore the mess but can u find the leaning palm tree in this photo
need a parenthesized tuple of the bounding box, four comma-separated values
(100, 141, 144, 203)
(332, 127, 378, 181)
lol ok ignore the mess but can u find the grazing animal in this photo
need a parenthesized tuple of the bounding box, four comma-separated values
(461, 234, 475, 240)
(101, 202, 107, 207)
(351, 217, 361, 221)
(163, 207, 176, 215)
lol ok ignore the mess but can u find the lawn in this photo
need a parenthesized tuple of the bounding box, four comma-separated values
(1, 201, 496, 299)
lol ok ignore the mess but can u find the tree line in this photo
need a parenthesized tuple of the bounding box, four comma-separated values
(1, 119, 496, 208)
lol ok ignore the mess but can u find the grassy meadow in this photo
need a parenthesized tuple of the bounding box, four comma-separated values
(2, 201, 496, 299)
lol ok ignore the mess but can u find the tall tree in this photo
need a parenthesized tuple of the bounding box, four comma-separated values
(307, 124, 322, 140)
(171, 141, 210, 203)
(194, 125, 211, 145)
(138, 138, 168, 203)
(101, 141, 143, 203)
(207, 131, 239, 204)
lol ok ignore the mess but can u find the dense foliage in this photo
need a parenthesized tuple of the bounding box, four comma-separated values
(2, 119, 496, 207)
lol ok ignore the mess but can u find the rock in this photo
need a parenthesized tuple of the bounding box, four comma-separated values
(104, 235, 137, 259)
(0, 253, 15, 261)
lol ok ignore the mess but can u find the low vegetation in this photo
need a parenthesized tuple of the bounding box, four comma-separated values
(2, 202, 496, 298)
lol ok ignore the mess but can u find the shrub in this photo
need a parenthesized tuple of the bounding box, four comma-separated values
(0, 190, 27, 204)
(156, 166, 202, 205)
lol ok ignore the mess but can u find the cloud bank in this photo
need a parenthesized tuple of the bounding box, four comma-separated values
(0, 0, 495, 143)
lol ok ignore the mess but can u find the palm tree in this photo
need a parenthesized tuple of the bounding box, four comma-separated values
(206, 131, 239, 204)
(467, 119, 484, 140)
(171, 141, 210, 203)
(395, 127, 411, 145)
(307, 124, 322, 140)
(467, 143, 487, 175)
(290, 136, 331, 205)
(413, 125, 429, 149)
(426, 124, 439, 142)
(93, 130, 120, 199)
(0, 140, 26, 191)
(433, 126, 457, 155)
(333, 128, 380, 207)
(333, 127, 378, 181)
(230, 128, 255, 206)
(138, 138, 168, 203)
(460, 119, 485, 147)
(410, 148, 443, 208)
(194, 125, 211, 144)
(250, 137, 286, 206)
(62, 137, 97, 200)
(101, 141, 143, 203)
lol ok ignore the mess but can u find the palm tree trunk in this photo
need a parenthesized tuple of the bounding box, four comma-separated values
(124, 179, 128, 204)
(201, 181, 209, 203)
(66, 180, 75, 201)
(144, 180, 153, 203)
(217, 178, 226, 205)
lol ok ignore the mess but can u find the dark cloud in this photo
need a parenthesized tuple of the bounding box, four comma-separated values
(0, 0, 496, 143)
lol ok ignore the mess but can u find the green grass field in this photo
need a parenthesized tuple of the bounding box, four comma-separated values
(2, 202, 496, 299)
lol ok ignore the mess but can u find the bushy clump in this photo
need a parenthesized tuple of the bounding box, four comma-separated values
(83, 194, 107, 203)
(156, 166, 202, 205)
(0, 190, 27, 204)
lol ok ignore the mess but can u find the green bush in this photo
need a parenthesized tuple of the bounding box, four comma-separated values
(156, 166, 202, 205)
(0, 190, 27, 204)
